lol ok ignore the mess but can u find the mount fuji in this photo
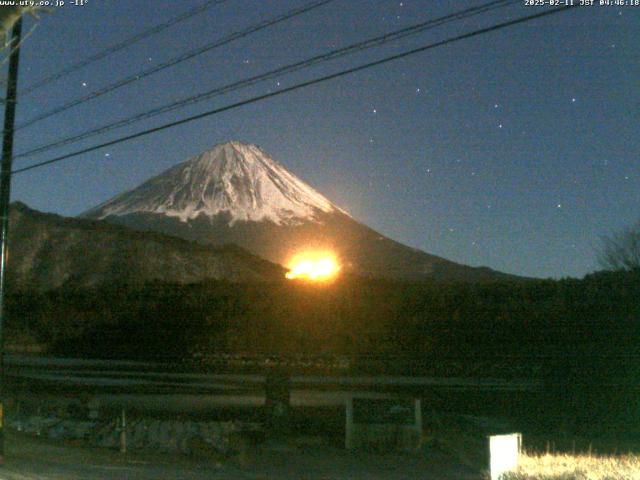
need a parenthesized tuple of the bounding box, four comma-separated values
(83, 141, 514, 281)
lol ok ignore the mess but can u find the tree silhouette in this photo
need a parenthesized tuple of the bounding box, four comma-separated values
(599, 221, 640, 272)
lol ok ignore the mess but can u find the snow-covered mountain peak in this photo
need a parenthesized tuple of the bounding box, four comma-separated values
(83, 141, 348, 225)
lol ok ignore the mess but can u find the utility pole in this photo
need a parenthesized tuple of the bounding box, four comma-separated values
(0, 16, 23, 463)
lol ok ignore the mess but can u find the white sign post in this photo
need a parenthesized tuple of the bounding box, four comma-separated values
(488, 433, 521, 480)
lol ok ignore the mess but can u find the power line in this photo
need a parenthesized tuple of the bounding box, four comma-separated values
(0, 19, 40, 106)
(0, 18, 39, 69)
(13, 5, 576, 176)
(20, 0, 228, 96)
(16, 0, 337, 130)
(15, 0, 518, 159)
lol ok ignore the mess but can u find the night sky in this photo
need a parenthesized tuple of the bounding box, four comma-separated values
(6, 0, 639, 279)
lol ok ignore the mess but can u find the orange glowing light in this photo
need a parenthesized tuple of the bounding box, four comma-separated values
(285, 251, 341, 281)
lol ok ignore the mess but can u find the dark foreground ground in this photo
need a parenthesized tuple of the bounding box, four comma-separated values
(0, 432, 481, 480)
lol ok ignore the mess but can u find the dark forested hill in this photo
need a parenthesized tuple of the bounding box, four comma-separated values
(7, 269, 639, 359)
(7, 202, 284, 291)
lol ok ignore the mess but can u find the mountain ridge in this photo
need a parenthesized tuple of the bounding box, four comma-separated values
(83, 141, 521, 282)
(8, 201, 284, 290)
(83, 141, 347, 225)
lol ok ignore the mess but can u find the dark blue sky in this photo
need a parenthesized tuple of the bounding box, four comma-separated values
(7, 0, 639, 279)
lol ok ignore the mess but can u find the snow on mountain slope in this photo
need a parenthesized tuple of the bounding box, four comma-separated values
(83, 140, 520, 282)
(84, 141, 347, 225)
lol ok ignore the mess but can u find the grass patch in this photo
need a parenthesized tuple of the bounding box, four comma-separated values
(502, 452, 640, 479)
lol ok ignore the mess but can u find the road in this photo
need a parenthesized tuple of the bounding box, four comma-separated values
(0, 432, 481, 480)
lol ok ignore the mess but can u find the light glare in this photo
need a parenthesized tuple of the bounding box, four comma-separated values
(285, 251, 340, 281)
